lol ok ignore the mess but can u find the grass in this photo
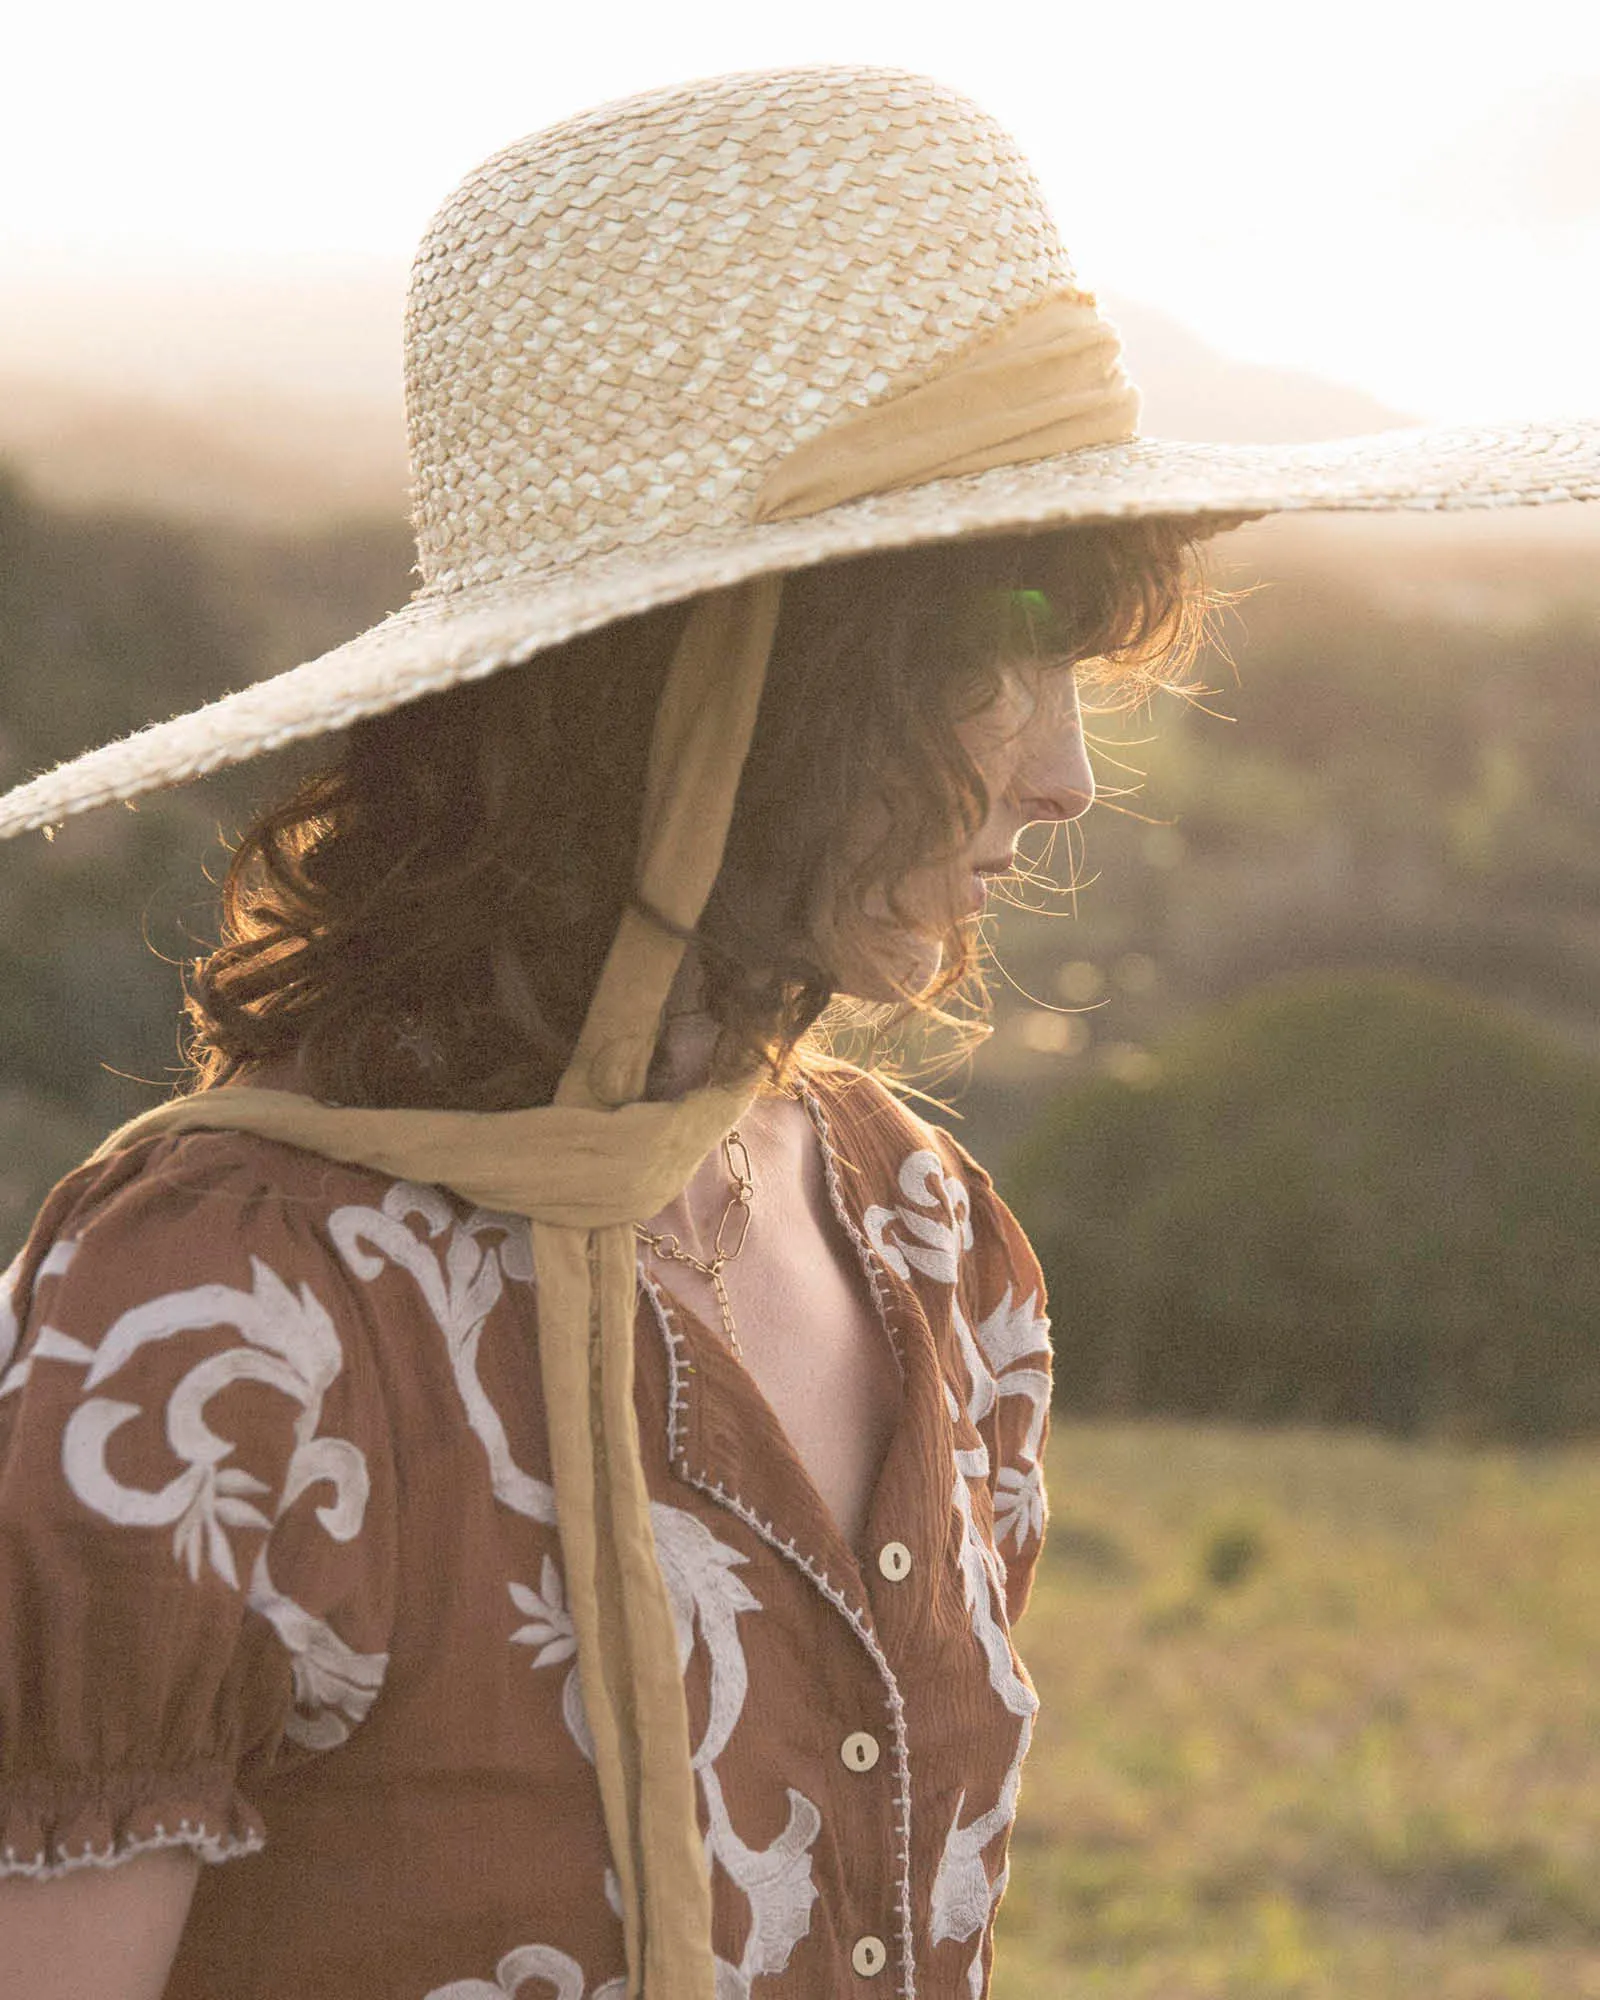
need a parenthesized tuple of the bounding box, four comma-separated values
(993, 1421, 1600, 1999)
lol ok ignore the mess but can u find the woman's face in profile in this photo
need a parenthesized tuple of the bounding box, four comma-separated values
(828, 662, 1096, 1002)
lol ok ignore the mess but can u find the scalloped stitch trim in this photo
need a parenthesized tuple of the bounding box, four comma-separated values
(794, 1076, 914, 1391)
(638, 1253, 693, 1466)
(0, 1817, 266, 1882)
(679, 1470, 918, 2000)
(640, 1130, 919, 1998)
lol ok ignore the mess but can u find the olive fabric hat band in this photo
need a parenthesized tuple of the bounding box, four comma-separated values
(751, 290, 1142, 520)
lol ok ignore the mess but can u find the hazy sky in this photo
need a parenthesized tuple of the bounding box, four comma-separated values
(8, 0, 1598, 425)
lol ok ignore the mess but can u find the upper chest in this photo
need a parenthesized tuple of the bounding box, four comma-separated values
(643, 1093, 907, 1554)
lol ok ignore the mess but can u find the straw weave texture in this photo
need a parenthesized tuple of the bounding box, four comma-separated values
(406, 67, 1076, 596)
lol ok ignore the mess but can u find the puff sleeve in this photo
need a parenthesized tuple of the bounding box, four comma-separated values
(946, 1139, 1054, 1626)
(0, 1135, 398, 1880)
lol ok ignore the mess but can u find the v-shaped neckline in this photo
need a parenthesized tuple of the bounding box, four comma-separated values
(639, 1067, 948, 1594)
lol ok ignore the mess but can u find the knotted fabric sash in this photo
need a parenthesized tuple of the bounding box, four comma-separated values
(753, 289, 1140, 522)
(90, 287, 1140, 1997)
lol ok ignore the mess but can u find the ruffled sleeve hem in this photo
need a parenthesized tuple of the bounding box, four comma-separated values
(0, 1766, 266, 1880)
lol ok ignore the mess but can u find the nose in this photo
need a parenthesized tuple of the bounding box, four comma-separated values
(1013, 681, 1095, 824)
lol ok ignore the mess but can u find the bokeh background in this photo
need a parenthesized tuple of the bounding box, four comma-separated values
(4, 4, 1598, 1994)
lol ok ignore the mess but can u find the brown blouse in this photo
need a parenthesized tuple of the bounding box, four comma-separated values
(0, 1063, 1052, 1999)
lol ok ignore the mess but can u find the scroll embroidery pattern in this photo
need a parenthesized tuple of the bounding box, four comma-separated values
(334, 1184, 821, 1994)
(425, 1942, 626, 1999)
(974, 1285, 1051, 1553)
(57, 1254, 386, 1750)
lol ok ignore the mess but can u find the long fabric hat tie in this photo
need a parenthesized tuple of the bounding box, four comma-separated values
(91, 286, 1139, 1996)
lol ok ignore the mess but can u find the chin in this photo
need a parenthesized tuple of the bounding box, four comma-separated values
(812, 876, 954, 1005)
(834, 931, 945, 1006)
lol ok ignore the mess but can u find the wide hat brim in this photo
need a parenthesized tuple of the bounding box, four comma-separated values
(2, 415, 1595, 842)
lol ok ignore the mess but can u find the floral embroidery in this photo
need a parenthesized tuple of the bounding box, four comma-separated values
(930, 1392, 1039, 1981)
(0, 1241, 86, 1400)
(0, 1243, 25, 1379)
(651, 1504, 821, 1984)
(510, 1558, 577, 1669)
(424, 1942, 626, 1999)
(993, 1460, 1045, 1553)
(974, 1284, 1051, 1554)
(974, 1282, 1050, 1376)
(863, 1149, 973, 1286)
(331, 1185, 553, 1526)
(424, 1944, 752, 2000)
(870, 1129, 1047, 1992)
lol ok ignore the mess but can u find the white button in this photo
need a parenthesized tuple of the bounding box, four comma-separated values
(851, 1934, 888, 1977)
(877, 1540, 912, 1582)
(840, 1730, 881, 1773)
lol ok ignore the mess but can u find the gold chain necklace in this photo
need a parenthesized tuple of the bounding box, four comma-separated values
(634, 1130, 754, 1358)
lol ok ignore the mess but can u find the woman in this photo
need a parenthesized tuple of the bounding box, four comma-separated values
(0, 63, 1592, 2000)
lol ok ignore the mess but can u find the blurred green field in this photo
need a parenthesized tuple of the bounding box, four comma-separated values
(995, 1422, 1600, 2000)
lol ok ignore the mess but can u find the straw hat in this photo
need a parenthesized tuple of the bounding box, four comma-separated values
(33, 68, 1600, 1998)
(2, 61, 1595, 841)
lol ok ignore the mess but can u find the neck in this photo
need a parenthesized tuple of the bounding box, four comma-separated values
(644, 949, 724, 1101)
(645, 1010, 722, 1101)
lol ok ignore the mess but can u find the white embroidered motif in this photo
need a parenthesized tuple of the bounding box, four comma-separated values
(0, 1240, 87, 1399)
(868, 1138, 1046, 1991)
(424, 1941, 627, 1999)
(58, 1254, 386, 1748)
(651, 1504, 822, 1985)
(931, 1390, 1039, 1987)
(862, 1149, 973, 1287)
(949, 1299, 998, 1427)
(424, 1944, 752, 2000)
(974, 1285, 1051, 1553)
(331, 1187, 551, 1523)
(334, 1186, 821, 1985)
(509, 1557, 577, 1669)
(0, 1242, 26, 1378)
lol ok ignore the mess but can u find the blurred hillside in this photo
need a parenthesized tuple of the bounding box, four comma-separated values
(0, 466, 415, 1233)
(1006, 975, 1600, 1442)
(0, 258, 410, 526)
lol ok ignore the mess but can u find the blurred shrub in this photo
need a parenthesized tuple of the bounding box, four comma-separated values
(1006, 972, 1600, 1441)
(1198, 1515, 1269, 1591)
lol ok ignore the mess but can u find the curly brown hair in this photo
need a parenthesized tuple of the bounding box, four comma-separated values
(182, 518, 1235, 1110)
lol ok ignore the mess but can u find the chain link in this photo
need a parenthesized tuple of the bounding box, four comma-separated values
(635, 1129, 751, 1359)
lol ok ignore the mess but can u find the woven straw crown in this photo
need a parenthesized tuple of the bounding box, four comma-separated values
(1, 61, 1595, 840)
(406, 67, 1079, 596)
